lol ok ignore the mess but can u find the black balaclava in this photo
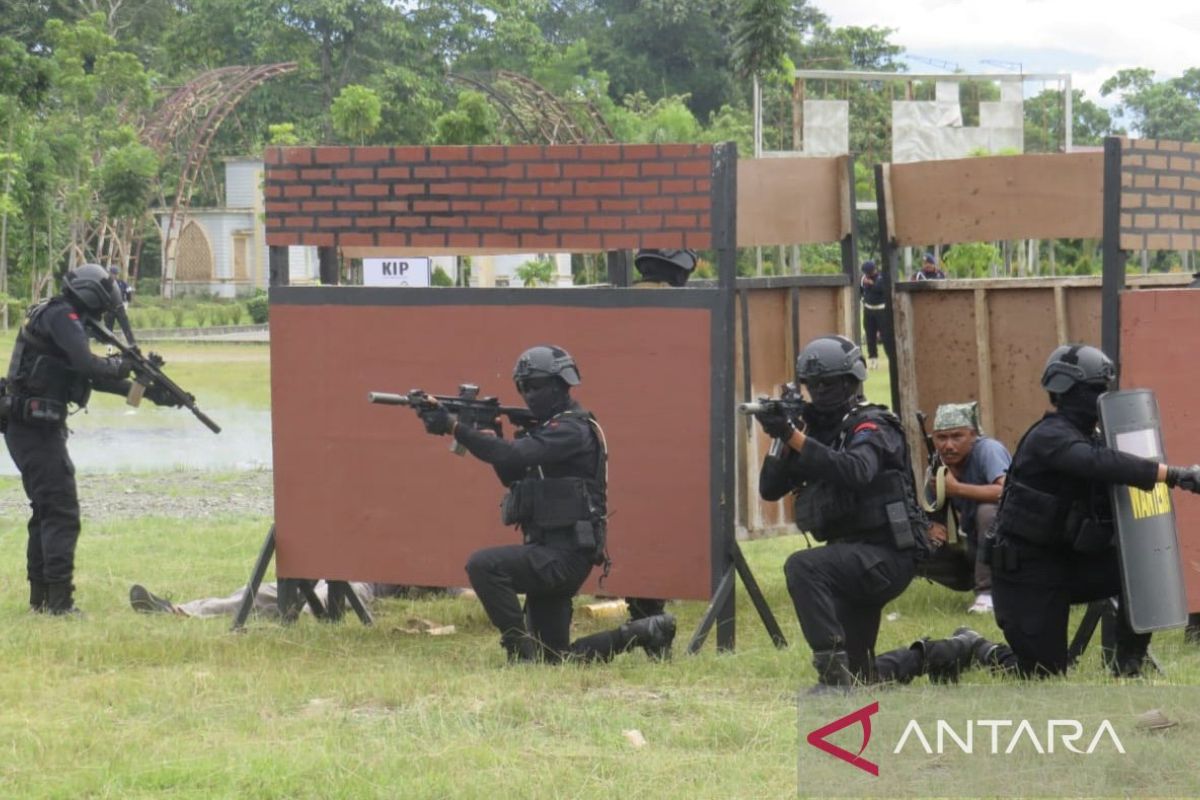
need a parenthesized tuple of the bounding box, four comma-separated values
(802, 375, 861, 429)
(1054, 381, 1107, 432)
(520, 377, 571, 420)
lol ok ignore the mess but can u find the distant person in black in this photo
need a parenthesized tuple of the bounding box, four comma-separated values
(753, 334, 929, 691)
(101, 266, 134, 336)
(2, 264, 180, 615)
(858, 260, 892, 370)
(416, 345, 675, 663)
(900, 345, 1200, 682)
(915, 252, 946, 280)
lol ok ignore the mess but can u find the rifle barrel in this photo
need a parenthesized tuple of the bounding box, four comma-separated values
(737, 402, 770, 414)
(367, 391, 413, 406)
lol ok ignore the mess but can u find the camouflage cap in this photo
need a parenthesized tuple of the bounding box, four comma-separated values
(933, 401, 981, 433)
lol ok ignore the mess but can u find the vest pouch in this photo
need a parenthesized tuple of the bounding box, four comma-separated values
(25, 356, 74, 401)
(500, 481, 532, 526)
(1066, 503, 1114, 553)
(529, 477, 592, 529)
(994, 479, 1069, 547)
(886, 500, 916, 550)
(793, 482, 857, 540)
(21, 397, 67, 426)
(573, 520, 597, 553)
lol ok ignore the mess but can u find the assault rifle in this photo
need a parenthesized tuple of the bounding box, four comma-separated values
(368, 384, 537, 456)
(84, 318, 221, 434)
(736, 382, 806, 420)
(916, 410, 957, 544)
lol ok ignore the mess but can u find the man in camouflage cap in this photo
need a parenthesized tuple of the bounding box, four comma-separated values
(915, 401, 1011, 614)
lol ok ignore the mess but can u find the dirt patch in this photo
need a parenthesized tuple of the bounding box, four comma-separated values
(0, 470, 275, 522)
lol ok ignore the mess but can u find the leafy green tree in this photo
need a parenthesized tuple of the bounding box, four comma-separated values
(331, 84, 382, 144)
(732, 0, 796, 81)
(515, 257, 555, 287)
(268, 123, 301, 146)
(1024, 88, 1112, 152)
(433, 90, 499, 145)
(431, 265, 454, 286)
(1101, 68, 1200, 141)
(942, 242, 1000, 278)
(98, 138, 159, 218)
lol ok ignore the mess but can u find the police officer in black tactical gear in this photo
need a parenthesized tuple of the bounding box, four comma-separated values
(416, 345, 675, 663)
(754, 334, 929, 691)
(2, 264, 181, 615)
(947, 344, 1200, 679)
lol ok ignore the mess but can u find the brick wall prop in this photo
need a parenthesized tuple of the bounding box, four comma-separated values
(1119, 137, 1200, 252)
(264, 144, 714, 252)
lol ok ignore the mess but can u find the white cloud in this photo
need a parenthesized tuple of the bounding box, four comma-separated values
(823, 0, 1197, 91)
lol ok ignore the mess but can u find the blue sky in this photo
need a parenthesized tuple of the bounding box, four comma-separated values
(825, 0, 1197, 107)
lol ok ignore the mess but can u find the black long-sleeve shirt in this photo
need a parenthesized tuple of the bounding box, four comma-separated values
(13, 298, 129, 396)
(452, 399, 599, 486)
(1011, 412, 1158, 502)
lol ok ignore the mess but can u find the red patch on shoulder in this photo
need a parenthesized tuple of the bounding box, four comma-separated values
(68, 312, 79, 321)
(547, 421, 559, 428)
(853, 422, 879, 434)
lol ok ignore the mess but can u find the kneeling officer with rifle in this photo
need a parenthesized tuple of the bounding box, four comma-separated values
(1, 264, 212, 615)
(377, 345, 674, 663)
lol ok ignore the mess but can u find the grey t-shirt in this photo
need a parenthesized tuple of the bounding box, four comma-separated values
(951, 436, 1011, 536)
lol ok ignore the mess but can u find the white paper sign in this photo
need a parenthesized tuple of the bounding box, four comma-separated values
(363, 257, 431, 287)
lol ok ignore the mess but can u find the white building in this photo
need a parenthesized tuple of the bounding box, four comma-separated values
(157, 157, 318, 297)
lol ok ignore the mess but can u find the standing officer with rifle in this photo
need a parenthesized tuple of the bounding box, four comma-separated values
(751, 334, 929, 691)
(412, 345, 675, 663)
(1, 264, 188, 615)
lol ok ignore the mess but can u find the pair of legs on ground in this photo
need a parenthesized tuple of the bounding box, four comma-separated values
(915, 504, 996, 613)
(465, 543, 674, 663)
(6, 422, 82, 615)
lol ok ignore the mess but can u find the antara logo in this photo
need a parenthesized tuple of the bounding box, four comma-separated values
(806, 701, 880, 776)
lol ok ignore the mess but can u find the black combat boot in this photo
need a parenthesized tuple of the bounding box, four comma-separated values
(1186, 613, 1200, 644)
(503, 633, 541, 664)
(917, 627, 983, 683)
(810, 649, 856, 694)
(620, 613, 677, 660)
(129, 584, 179, 614)
(29, 581, 48, 613)
(45, 582, 81, 617)
(954, 626, 1008, 670)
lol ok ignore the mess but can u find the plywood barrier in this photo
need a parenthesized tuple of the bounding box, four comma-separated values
(737, 156, 850, 246)
(730, 277, 853, 535)
(884, 152, 1103, 246)
(1120, 288, 1200, 609)
(269, 286, 729, 601)
(893, 275, 1191, 473)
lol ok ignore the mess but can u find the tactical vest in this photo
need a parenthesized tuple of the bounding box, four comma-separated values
(500, 409, 609, 566)
(991, 420, 1114, 552)
(5, 299, 92, 414)
(793, 404, 927, 551)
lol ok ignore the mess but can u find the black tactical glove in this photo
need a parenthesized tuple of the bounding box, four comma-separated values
(1166, 464, 1200, 493)
(105, 355, 134, 379)
(419, 405, 454, 436)
(144, 382, 184, 407)
(754, 407, 795, 440)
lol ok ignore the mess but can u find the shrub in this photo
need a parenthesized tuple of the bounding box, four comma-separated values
(431, 265, 454, 287)
(170, 306, 186, 327)
(228, 304, 245, 325)
(247, 295, 269, 324)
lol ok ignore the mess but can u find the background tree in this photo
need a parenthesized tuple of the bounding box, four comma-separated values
(515, 257, 555, 287)
(330, 84, 383, 145)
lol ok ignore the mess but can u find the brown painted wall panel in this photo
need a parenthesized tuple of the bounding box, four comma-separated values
(985, 289, 1060, 448)
(1120, 289, 1200, 610)
(1064, 286, 1102, 346)
(909, 290, 980, 425)
(269, 294, 717, 600)
(737, 157, 847, 246)
(889, 153, 1103, 246)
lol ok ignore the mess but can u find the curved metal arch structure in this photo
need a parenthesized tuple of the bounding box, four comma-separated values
(128, 62, 298, 295)
(448, 70, 614, 145)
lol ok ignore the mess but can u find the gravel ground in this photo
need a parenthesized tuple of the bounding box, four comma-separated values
(0, 469, 275, 522)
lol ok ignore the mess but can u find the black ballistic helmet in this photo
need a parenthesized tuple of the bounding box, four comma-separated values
(1040, 344, 1116, 394)
(513, 345, 581, 386)
(795, 334, 868, 383)
(63, 263, 121, 314)
(634, 248, 698, 287)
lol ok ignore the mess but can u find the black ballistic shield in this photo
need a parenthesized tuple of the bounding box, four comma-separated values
(1099, 389, 1188, 632)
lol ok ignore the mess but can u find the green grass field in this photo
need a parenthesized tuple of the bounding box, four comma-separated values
(3, 333, 1200, 797)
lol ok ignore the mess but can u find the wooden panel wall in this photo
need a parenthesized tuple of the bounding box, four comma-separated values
(886, 152, 1103, 246)
(737, 156, 850, 246)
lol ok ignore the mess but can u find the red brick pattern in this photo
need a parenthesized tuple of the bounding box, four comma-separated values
(264, 144, 714, 250)
(1119, 137, 1200, 251)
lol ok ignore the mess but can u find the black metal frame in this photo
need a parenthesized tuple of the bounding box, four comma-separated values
(873, 163, 902, 413)
(1100, 136, 1124, 378)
